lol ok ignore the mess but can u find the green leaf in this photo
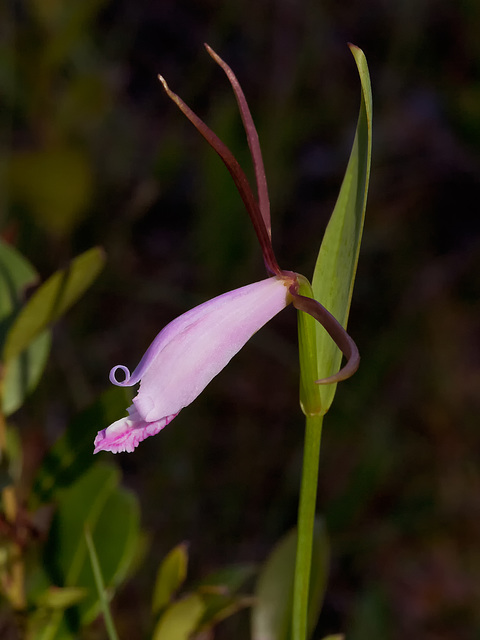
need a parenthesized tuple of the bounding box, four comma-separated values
(2, 331, 52, 416)
(84, 527, 120, 640)
(0, 240, 38, 322)
(299, 46, 372, 415)
(36, 586, 88, 610)
(31, 387, 130, 506)
(152, 543, 189, 615)
(197, 563, 256, 630)
(0, 240, 52, 415)
(3, 247, 105, 363)
(43, 462, 141, 635)
(153, 594, 205, 640)
(251, 522, 329, 640)
(79, 487, 140, 625)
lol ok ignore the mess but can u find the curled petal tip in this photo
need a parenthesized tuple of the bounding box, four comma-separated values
(109, 365, 133, 386)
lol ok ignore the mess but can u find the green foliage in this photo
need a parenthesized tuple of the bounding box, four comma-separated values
(292, 47, 372, 640)
(153, 594, 205, 640)
(3, 247, 105, 363)
(35, 586, 88, 610)
(251, 522, 329, 640)
(151, 544, 255, 640)
(40, 462, 140, 636)
(2, 331, 51, 417)
(196, 563, 256, 630)
(32, 387, 128, 506)
(298, 46, 373, 416)
(0, 240, 51, 416)
(152, 543, 189, 614)
(0, 244, 105, 416)
(84, 525, 120, 640)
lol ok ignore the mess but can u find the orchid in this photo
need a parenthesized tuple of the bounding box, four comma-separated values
(94, 45, 360, 454)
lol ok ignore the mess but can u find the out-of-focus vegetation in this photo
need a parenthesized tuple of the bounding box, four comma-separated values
(2, 1, 480, 639)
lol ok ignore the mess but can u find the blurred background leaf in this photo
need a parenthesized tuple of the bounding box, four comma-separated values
(251, 521, 329, 640)
(0, 240, 52, 415)
(152, 542, 189, 615)
(41, 462, 140, 636)
(3, 246, 105, 363)
(152, 593, 205, 640)
(196, 563, 256, 631)
(31, 387, 130, 506)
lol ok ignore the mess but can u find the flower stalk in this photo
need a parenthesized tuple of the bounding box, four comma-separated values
(292, 412, 324, 640)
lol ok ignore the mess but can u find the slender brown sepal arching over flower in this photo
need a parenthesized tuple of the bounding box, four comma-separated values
(204, 44, 272, 239)
(158, 74, 280, 277)
(289, 282, 360, 384)
(159, 51, 361, 387)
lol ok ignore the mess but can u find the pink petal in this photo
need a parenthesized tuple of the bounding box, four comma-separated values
(94, 406, 177, 454)
(112, 277, 290, 423)
(95, 276, 290, 453)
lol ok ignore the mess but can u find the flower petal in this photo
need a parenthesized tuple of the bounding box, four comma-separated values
(129, 277, 290, 422)
(100, 276, 291, 454)
(94, 405, 178, 454)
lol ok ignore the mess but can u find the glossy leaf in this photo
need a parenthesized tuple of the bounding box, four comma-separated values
(298, 46, 372, 415)
(3, 247, 105, 363)
(0, 240, 38, 320)
(251, 522, 329, 640)
(152, 543, 189, 615)
(2, 331, 52, 416)
(43, 462, 140, 635)
(153, 594, 205, 640)
(0, 240, 52, 415)
(79, 487, 140, 624)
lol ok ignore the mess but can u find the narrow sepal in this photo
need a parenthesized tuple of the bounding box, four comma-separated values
(290, 284, 360, 386)
(158, 74, 280, 276)
(204, 44, 272, 237)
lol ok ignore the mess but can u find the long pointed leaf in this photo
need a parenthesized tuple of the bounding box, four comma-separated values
(3, 247, 105, 363)
(300, 46, 372, 415)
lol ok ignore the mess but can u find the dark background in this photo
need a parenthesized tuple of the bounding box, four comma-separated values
(3, 0, 480, 638)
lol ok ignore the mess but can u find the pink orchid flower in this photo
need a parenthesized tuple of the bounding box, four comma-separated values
(94, 46, 359, 454)
(94, 277, 292, 453)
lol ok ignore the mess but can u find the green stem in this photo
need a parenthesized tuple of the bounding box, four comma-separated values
(84, 526, 120, 640)
(291, 412, 324, 640)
